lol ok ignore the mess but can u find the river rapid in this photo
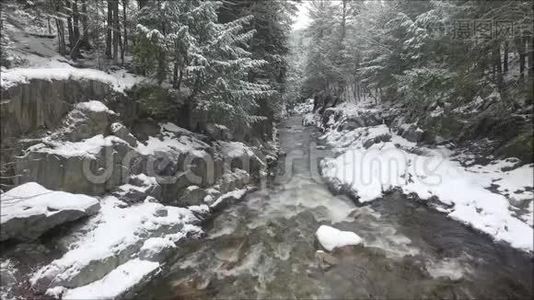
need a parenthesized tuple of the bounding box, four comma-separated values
(138, 115, 533, 299)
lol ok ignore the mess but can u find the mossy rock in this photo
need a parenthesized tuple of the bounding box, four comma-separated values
(494, 130, 534, 163)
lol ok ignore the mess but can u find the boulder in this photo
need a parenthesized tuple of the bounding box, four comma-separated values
(216, 169, 251, 194)
(15, 135, 133, 195)
(362, 133, 392, 149)
(0, 182, 100, 242)
(219, 141, 265, 177)
(209, 188, 249, 212)
(401, 124, 424, 143)
(138, 237, 176, 261)
(112, 174, 162, 204)
(30, 197, 203, 294)
(315, 250, 339, 270)
(205, 123, 233, 141)
(49, 101, 116, 143)
(110, 122, 138, 147)
(177, 185, 208, 206)
(58, 259, 161, 300)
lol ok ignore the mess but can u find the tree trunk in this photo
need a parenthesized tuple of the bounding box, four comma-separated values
(56, 18, 67, 55)
(105, 0, 112, 58)
(341, 0, 347, 41)
(528, 37, 534, 78)
(517, 36, 526, 79)
(112, 0, 119, 63)
(122, 0, 128, 61)
(177, 69, 184, 90)
(66, 0, 74, 47)
(503, 41, 509, 74)
(117, 21, 123, 65)
(80, 0, 90, 49)
(73, 0, 80, 42)
(493, 45, 504, 89)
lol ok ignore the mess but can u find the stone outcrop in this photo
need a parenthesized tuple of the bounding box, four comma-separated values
(0, 79, 114, 146)
(0, 182, 100, 241)
(15, 135, 133, 195)
(398, 124, 424, 143)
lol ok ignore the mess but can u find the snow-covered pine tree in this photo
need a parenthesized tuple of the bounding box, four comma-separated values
(134, 0, 275, 127)
(187, 8, 276, 127)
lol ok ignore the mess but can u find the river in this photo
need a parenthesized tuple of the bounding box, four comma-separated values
(138, 115, 533, 299)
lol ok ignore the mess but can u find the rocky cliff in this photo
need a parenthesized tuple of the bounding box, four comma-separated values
(0, 75, 278, 299)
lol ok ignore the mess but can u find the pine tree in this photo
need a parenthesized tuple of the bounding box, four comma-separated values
(134, 0, 275, 127)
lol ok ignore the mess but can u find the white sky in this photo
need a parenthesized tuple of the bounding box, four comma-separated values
(292, 2, 311, 30)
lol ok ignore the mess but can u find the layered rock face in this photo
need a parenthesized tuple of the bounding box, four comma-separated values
(0, 79, 115, 146)
(11, 98, 265, 204)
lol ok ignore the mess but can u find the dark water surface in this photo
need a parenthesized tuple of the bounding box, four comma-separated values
(138, 116, 533, 299)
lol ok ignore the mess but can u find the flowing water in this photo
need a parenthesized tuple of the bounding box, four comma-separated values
(138, 116, 533, 299)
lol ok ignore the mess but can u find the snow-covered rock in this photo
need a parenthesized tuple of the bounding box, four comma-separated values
(209, 188, 249, 212)
(219, 141, 265, 175)
(178, 185, 208, 206)
(0, 182, 100, 241)
(315, 225, 363, 251)
(139, 237, 176, 261)
(30, 196, 204, 293)
(16, 135, 133, 195)
(112, 174, 162, 204)
(110, 122, 138, 147)
(60, 259, 160, 300)
(1, 63, 143, 93)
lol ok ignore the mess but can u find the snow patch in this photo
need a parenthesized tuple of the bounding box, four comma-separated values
(27, 134, 129, 159)
(74, 100, 115, 114)
(315, 225, 363, 251)
(136, 123, 208, 156)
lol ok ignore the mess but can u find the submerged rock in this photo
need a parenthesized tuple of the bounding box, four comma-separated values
(0, 182, 100, 241)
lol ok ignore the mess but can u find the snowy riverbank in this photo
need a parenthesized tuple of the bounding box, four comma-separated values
(301, 101, 533, 253)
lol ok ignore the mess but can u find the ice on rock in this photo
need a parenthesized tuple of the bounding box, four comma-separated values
(315, 225, 363, 251)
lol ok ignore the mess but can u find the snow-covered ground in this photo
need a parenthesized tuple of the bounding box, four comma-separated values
(311, 101, 534, 252)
